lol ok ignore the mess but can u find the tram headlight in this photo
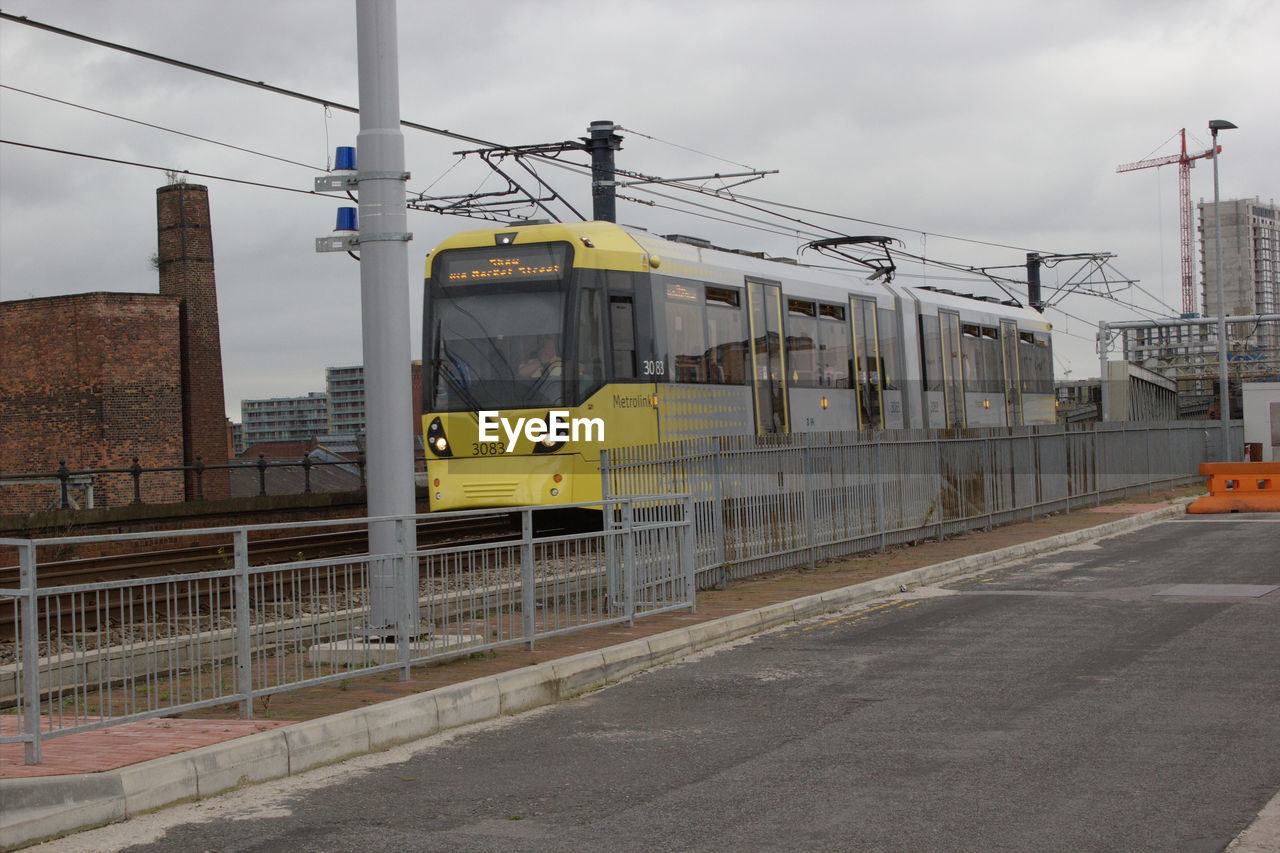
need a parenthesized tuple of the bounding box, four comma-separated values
(533, 411, 565, 454)
(426, 417, 453, 458)
(533, 433, 564, 454)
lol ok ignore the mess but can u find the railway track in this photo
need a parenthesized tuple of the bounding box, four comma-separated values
(0, 514, 520, 642)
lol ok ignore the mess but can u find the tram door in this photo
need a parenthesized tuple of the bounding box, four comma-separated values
(747, 279, 789, 434)
(1000, 319, 1023, 426)
(940, 310, 966, 428)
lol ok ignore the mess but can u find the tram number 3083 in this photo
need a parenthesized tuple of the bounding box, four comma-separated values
(642, 360, 665, 376)
(472, 441, 506, 456)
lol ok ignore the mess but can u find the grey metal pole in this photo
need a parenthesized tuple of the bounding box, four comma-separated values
(234, 529, 252, 719)
(20, 542, 41, 765)
(587, 120, 621, 222)
(1098, 320, 1110, 422)
(1210, 120, 1237, 461)
(1026, 252, 1043, 313)
(356, 0, 418, 633)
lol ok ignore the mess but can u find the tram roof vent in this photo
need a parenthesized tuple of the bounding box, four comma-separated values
(662, 234, 713, 248)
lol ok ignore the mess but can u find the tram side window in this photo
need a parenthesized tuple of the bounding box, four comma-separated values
(981, 326, 1002, 394)
(920, 314, 943, 392)
(852, 298, 882, 427)
(786, 299, 818, 387)
(1018, 331, 1053, 394)
(576, 286, 607, 391)
(663, 278, 707, 383)
(877, 307, 901, 391)
(705, 286, 746, 384)
(961, 324, 1004, 394)
(611, 296, 637, 379)
(961, 324, 984, 392)
(817, 304, 850, 388)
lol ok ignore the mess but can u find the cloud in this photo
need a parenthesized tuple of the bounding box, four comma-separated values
(2, 0, 1278, 409)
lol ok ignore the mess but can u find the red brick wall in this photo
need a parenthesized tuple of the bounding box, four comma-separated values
(0, 293, 186, 511)
(157, 183, 230, 499)
(411, 360, 423, 436)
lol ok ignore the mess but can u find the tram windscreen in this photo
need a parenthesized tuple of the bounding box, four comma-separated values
(429, 243, 570, 411)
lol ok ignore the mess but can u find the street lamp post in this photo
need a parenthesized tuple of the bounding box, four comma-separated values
(1210, 119, 1237, 460)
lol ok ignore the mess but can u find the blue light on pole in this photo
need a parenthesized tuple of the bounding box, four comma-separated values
(314, 145, 359, 193)
(334, 145, 357, 172)
(334, 207, 358, 234)
(315, 146, 361, 254)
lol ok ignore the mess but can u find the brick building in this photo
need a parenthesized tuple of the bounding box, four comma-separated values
(0, 294, 186, 510)
(157, 183, 230, 499)
(0, 182, 231, 512)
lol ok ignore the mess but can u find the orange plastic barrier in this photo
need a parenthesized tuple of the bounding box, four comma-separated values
(1187, 462, 1280, 513)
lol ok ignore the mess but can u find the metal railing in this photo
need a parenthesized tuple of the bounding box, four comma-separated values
(0, 497, 695, 765)
(0, 454, 375, 512)
(603, 423, 1229, 588)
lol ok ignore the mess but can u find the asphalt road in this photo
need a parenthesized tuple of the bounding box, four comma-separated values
(43, 516, 1280, 852)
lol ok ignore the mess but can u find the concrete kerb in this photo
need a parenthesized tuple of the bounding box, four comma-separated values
(433, 677, 501, 732)
(283, 709, 372, 776)
(0, 500, 1189, 850)
(550, 651, 610, 698)
(755, 600, 799, 630)
(117, 753, 198, 816)
(600, 638, 655, 683)
(186, 728, 290, 798)
(365, 692, 439, 752)
(494, 666, 558, 716)
(0, 774, 125, 850)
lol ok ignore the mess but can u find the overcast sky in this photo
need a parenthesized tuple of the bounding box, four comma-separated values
(2, 0, 1277, 421)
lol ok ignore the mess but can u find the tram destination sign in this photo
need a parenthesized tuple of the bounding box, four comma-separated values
(439, 244, 567, 283)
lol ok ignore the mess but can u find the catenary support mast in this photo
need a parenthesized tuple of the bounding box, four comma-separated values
(356, 0, 418, 633)
(586, 120, 622, 222)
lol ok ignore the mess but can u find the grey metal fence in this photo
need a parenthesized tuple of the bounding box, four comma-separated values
(0, 453, 375, 513)
(603, 423, 1229, 588)
(0, 497, 695, 765)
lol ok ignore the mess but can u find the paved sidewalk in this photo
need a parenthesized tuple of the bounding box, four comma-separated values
(0, 492, 1198, 848)
(0, 495, 1188, 780)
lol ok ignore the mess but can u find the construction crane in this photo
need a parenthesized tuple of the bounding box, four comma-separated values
(1117, 129, 1220, 317)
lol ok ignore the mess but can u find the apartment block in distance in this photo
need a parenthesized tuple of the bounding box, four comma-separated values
(325, 365, 366, 436)
(1199, 197, 1280, 353)
(325, 362, 425, 438)
(240, 392, 329, 446)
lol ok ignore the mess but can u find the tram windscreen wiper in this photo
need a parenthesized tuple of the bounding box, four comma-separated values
(437, 345, 482, 411)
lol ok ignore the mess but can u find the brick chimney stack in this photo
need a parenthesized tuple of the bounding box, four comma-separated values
(156, 183, 230, 500)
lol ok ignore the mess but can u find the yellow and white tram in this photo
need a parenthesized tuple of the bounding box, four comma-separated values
(421, 221, 1053, 511)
